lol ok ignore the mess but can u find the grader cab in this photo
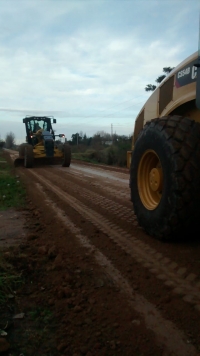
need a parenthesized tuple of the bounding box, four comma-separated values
(15, 116, 71, 168)
(129, 51, 200, 240)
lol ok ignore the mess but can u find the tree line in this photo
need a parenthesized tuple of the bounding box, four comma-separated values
(67, 130, 130, 147)
(0, 132, 15, 148)
(1, 130, 132, 150)
(69, 131, 132, 167)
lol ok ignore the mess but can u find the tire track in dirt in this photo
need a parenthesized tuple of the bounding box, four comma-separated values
(45, 168, 136, 223)
(56, 166, 131, 201)
(29, 169, 200, 312)
(34, 181, 197, 356)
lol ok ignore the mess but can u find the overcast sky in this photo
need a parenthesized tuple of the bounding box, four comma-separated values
(0, 0, 199, 143)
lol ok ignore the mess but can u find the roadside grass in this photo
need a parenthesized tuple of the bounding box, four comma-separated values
(0, 252, 23, 305)
(0, 149, 25, 304)
(71, 144, 129, 167)
(28, 307, 53, 324)
(72, 152, 100, 164)
(0, 150, 26, 210)
(0, 150, 57, 354)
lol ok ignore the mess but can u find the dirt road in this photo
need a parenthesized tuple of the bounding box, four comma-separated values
(2, 153, 200, 355)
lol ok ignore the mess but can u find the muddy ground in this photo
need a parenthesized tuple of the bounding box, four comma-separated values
(1, 155, 200, 356)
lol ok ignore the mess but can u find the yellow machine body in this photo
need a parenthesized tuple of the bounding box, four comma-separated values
(127, 51, 199, 168)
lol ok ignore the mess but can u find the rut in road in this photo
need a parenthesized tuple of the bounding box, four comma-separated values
(29, 169, 200, 311)
(57, 164, 131, 202)
(34, 180, 197, 356)
(54, 167, 136, 223)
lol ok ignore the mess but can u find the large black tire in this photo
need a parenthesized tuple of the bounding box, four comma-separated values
(18, 143, 28, 157)
(24, 144, 34, 168)
(62, 144, 71, 167)
(130, 115, 200, 240)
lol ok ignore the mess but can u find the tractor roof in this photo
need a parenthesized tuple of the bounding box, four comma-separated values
(23, 116, 55, 123)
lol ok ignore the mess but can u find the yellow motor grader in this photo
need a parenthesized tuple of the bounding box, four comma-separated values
(128, 51, 200, 240)
(15, 116, 71, 168)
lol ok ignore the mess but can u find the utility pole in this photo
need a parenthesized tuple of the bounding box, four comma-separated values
(111, 123, 113, 143)
(77, 133, 78, 145)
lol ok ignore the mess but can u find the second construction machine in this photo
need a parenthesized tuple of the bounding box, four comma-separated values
(128, 50, 200, 240)
(15, 116, 71, 168)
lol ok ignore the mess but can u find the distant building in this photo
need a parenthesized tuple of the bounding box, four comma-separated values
(104, 141, 112, 146)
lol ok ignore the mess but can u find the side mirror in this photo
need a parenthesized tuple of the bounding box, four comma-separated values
(53, 119, 56, 123)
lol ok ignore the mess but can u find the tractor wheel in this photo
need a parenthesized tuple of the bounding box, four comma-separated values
(24, 144, 34, 168)
(18, 143, 28, 157)
(130, 115, 200, 240)
(62, 144, 71, 167)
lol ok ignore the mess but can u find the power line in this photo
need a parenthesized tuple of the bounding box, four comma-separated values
(0, 94, 147, 122)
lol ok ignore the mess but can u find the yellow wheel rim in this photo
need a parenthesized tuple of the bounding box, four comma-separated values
(137, 150, 163, 210)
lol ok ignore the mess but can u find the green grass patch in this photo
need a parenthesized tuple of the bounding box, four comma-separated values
(72, 152, 100, 164)
(28, 307, 53, 324)
(72, 145, 128, 167)
(0, 255, 23, 304)
(0, 150, 26, 210)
